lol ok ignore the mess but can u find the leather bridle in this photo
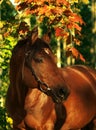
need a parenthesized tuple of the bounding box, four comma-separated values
(24, 50, 52, 94)
(21, 46, 65, 103)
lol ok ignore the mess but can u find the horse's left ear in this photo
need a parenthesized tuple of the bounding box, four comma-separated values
(42, 32, 51, 44)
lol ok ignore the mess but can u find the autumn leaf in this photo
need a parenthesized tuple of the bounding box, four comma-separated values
(73, 23, 82, 31)
(67, 22, 81, 31)
(81, 0, 89, 4)
(70, 13, 85, 25)
(67, 23, 74, 30)
(56, 0, 70, 7)
(67, 47, 85, 62)
(17, 22, 29, 35)
(16, 2, 28, 11)
(39, 5, 48, 15)
(50, 7, 63, 15)
(68, 47, 79, 58)
(64, 9, 72, 17)
(3, 32, 10, 37)
(74, 38, 81, 46)
(55, 27, 69, 38)
(80, 54, 85, 62)
(25, 9, 31, 15)
(14, 0, 20, 3)
(25, 0, 33, 4)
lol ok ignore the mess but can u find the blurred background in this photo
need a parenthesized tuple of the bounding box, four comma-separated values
(0, 0, 96, 129)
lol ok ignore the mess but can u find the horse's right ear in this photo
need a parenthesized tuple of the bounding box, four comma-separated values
(31, 27, 38, 44)
(42, 31, 51, 44)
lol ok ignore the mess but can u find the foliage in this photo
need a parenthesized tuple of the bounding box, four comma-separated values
(0, 0, 18, 129)
(0, 0, 18, 96)
(0, 106, 13, 130)
(0, 36, 16, 129)
(1, 0, 94, 129)
(75, 0, 95, 67)
(14, 0, 85, 62)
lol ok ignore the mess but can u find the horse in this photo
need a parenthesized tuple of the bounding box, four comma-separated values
(55, 65, 96, 130)
(6, 27, 96, 130)
(6, 27, 69, 130)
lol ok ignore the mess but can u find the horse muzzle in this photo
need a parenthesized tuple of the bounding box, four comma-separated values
(46, 86, 70, 104)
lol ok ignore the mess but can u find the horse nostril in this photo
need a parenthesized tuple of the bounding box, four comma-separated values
(59, 88, 65, 96)
(58, 88, 69, 100)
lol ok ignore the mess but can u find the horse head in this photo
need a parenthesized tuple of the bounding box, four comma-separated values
(10, 27, 69, 105)
(24, 28, 70, 103)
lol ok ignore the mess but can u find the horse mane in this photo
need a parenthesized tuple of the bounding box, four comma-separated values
(9, 39, 28, 106)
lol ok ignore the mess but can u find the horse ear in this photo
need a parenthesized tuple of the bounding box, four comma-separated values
(31, 27, 38, 44)
(31, 27, 51, 44)
(42, 32, 51, 44)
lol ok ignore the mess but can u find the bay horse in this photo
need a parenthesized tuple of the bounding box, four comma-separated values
(6, 28, 69, 130)
(6, 27, 96, 130)
(55, 65, 96, 130)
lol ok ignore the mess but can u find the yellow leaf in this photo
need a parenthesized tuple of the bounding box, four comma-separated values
(14, 0, 20, 3)
(69, 0, 78, 4)
(0, 21, 4, 28)
(81, 0, 89, 4)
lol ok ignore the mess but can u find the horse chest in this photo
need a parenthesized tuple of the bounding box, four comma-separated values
(24, 89, 54, 122)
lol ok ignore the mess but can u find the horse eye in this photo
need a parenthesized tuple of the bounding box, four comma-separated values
(34, 57, 43, 63)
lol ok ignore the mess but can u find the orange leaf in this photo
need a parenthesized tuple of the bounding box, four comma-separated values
(74, 38, 81, 46)
(25, 0, 33, 4)
(39, 5, 48, 15)
(55, 27, 68, 37)
(73, 23, 82, 31)
(72, 13, 85, 25)
(51, 7, 63, 15)
(67, 23, 74, 29)
(26, 9, 31, 14)
(69, 47, 79, 58)
(67, 47, 85, 62)
(80, 54, 85, 62)
(4, 32, 10, 37)
(19, 28, 28, 35)
(56, 0, 70, 7)
(14, 0, 20, 3)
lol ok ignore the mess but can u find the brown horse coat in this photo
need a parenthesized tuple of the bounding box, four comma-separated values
(5, 27, 96, 130)
(6, 29, 69, 130)
(58, 65, 96, 130)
